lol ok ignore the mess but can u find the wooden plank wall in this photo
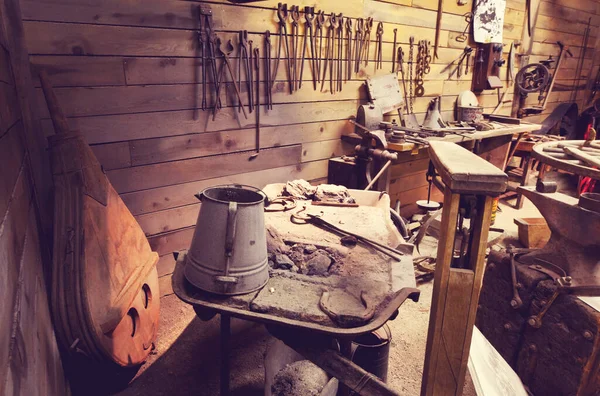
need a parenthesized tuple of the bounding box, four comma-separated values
(522, 0, 600, 123)
(0, 0, 67, 393)
(19, 0, 598, 296)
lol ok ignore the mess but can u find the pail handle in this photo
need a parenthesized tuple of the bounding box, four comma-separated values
(224, 201, 238, 258)
(216, 201, 239, 285)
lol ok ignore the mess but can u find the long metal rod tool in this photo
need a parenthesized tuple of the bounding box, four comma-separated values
(299, 212, 404, 261)
(250, 47, 261, 159)
(392, 28, 397, 73)
(346, 18, 353, 81)
(249, 40, 254, 113)
(433, 0, 443, 59)
(265, 31, 273, 110)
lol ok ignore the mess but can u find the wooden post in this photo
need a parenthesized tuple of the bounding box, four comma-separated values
(421, 142, 507, 396)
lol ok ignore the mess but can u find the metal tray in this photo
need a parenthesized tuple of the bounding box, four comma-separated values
(172, 253, 420, 337)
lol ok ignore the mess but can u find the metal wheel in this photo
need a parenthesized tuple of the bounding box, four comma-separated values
(515, 63, 551, 94)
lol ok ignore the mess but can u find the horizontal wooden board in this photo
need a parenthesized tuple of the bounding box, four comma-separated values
(128, 120, 351, 167)
(41, 100, 359, 144)
(391, 158, 430, 178)
(34, 80, 366, 118)
(137, 203, 199, 236)
(148, 226, 194, 257)
(301, 139, 350, 162)
(30, 55, 126, 87)
(90, 142, 131, 170)
(106, 144, 302, 193)
(157, 254, 176, 278)
(122, 159, 329, 215)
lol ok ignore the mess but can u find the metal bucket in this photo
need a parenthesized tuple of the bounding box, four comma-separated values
(351, 324, 392, 383)
(184, 184, 269, 295)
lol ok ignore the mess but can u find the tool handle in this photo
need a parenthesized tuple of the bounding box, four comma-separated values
(39, 70, 71, 135)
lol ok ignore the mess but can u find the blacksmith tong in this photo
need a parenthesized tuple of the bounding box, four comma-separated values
(315, 11, 325, 85)
(212, 38, 247, 121)
(238, 31, 252, 113)
(299, 6, 316, 90)
(290, 5, 301, 92)
(272, 3, 291, 94)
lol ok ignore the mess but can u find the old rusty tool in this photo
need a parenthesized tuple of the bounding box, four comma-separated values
(337, 14, 344, 92)
(198, 12, 207, 111)
(291, 208, 404, 260)
(455, 12, 473, 43)
(362, 17, 372, 66)
(345, 18, 353, 81)
(508, 249, 523, 309)
(321, 13, 336, 93)
(251, 47, 261, 159)
(290, 5, 301, 92)
(238, 30, 251, 113)
(354, 18, 364, 73)
(391, 28, 397, 73)
(363, 17, 373, 66)
(375, 22, 384, 71)
(212, 38, 247, 121)
(299, 7, 315, 90)
(397, 47, 409, 105)
(433, 0, 443, 59)
(272, 3, 291, 93)
(249, 40, 254, 113)
(315, 10, 325, 84)
(205, 12, 222, 109)
(264, 31, 273, 110)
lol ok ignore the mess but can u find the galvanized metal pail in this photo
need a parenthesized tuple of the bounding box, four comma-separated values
(184, 184, 269, 295)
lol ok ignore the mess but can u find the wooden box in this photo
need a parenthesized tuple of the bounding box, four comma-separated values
(514, 217, 551, 249)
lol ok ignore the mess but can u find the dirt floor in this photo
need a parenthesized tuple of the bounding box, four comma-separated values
(114, 197, 541, 396)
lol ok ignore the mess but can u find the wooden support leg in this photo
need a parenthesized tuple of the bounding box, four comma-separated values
(220, 314, 231, 396)
(516, 155, 533, 209)
(421, 191, 494, 396)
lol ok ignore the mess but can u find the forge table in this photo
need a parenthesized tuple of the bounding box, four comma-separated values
(334, 122, 542, 217)
(172, 187, 420, 396)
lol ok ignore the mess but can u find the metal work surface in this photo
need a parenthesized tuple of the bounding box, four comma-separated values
(173, 186, 419, 337)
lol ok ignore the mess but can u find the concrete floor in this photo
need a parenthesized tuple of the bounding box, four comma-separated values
(115, 196, 541, 396)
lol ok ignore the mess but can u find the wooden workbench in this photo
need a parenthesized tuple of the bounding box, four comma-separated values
(339, 122, 542, 217)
